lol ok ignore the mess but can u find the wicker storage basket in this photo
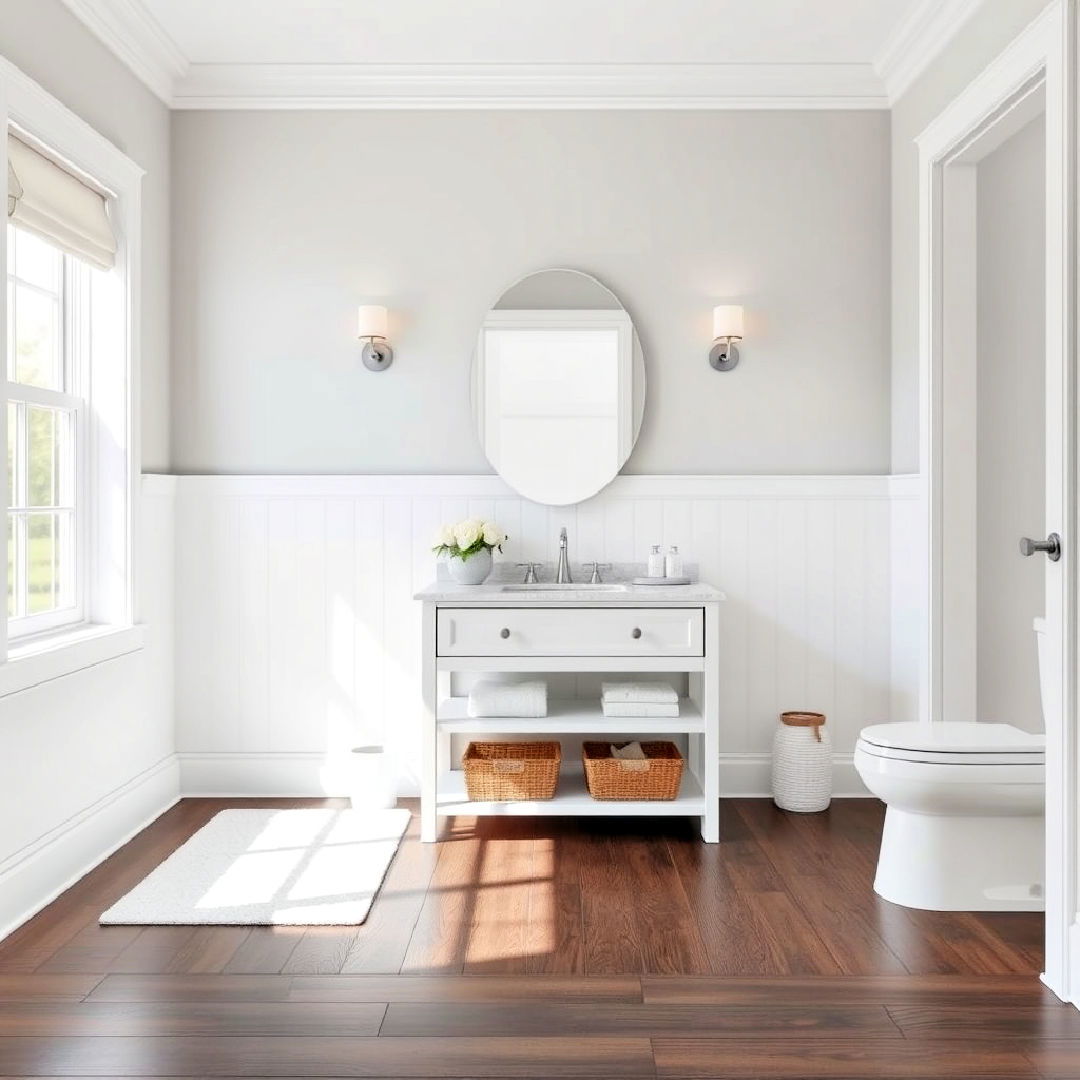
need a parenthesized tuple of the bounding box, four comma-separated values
(582, 741, 684, 801)
(462, 741, 561, 801)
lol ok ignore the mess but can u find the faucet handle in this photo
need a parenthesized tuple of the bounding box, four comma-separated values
(516, 562, 541, 584)
(584, 562, 613, 584)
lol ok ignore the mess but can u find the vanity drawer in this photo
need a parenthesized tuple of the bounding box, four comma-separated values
(437, 607, 704, 657)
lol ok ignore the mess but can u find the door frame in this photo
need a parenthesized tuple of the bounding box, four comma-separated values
(916, 0, 1076, 1001)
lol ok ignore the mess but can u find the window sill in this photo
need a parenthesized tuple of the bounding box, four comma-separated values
(0, 623, 146, 698)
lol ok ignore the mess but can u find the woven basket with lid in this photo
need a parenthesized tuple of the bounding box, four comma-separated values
(771, 711, 832, 812)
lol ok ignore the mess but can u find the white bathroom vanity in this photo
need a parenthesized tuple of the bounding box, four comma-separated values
(414, 574, 724, 843)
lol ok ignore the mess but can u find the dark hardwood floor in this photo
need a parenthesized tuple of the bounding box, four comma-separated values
(0, 797, 1061, 1078)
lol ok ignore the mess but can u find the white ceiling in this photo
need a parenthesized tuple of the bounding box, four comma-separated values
(59, 0, 987, 108)
(144, 0, 908, 66)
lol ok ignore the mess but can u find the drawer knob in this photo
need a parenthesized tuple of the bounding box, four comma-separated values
(631, 627, 642, 639)
(500, 628, 511, 639)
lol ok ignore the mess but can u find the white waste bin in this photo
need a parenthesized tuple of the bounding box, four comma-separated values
(348, 745, 397, 810)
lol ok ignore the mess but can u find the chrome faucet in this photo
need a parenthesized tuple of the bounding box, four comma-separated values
(555, 527, 572, 584)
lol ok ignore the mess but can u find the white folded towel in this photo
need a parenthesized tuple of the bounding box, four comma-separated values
(611, 740, 647, 760)
(467, 680, 548, 718)
(601, 681, 678, 704)
(602, 701, 680, 718)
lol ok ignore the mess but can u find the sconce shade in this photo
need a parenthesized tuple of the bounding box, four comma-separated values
(357, 304, 388, 339)
(712, 304, 744, 340)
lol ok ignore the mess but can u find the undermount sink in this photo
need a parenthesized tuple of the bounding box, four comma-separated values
(500, 582, 629, 593)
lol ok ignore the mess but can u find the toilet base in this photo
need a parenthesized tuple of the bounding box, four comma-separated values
(875, 807, 1044, 911)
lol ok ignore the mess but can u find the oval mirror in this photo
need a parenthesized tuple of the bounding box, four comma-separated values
(472, 269, 646, 506)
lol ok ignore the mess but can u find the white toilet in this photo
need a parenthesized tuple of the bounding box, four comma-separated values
(853, 619, 1048, 912)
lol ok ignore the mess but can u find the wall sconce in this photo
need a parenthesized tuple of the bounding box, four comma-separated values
(709, 304, 744, 371)
(357, 304, 394, 371)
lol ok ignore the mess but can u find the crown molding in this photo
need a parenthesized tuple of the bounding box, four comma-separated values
(875, 0, 987, 104)
(170, 62, 888, 110)
(58, 0, 187, 104)
(56, 1, 891, 110)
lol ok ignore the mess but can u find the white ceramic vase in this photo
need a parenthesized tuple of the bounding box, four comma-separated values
(448, 546, 493, 585)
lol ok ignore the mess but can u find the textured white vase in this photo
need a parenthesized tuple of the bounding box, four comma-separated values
(772, 712, 832, 812)
(448, 547, 493, 585)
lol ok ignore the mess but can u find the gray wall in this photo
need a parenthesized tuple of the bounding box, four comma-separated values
(171, 109, 890, 475)
(0, 0, 171, 471)
(977, 115, 1045, 731)
(889, 0, 1051, 473)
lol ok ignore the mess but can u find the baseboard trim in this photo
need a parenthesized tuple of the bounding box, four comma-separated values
(0, 754, 180, 942)
(179, 751, 871, 799)
(178, 752, 349, 796)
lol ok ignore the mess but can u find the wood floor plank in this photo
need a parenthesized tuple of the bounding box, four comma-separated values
(897, 908, 1036, 976)
(1022, 1040, 1080, 1077)
(0, 1001, 386, 1036)
(642, 974, 1059, 1006)
(735, 801, 908, 975)
(626, 825, 711, 975)
(338, 807, 440, 975)
(221, 928, 304, 975)
(0, 974, 104, 1002)
(399, 817, 486, 975)
(0, 1035, 656, 1077)
(652, 1038, 1038, 1078)
(524, 818, 586, 975)
(34, 927, 143, 975)
(579, 826, 645, 975)
(106, 927, 201, 974)
(666, 821, 779, 975)
(288, 974, 642, 1003)
(86, 975, 294, 1002)
(379, 1000, 900, 1038)
(704, 803, 841, 975)
(463, 818, 533, 976)
(165, 927, 253, 974)
(278, 928, 359, 976)
(888, 1004, 1080, 1040)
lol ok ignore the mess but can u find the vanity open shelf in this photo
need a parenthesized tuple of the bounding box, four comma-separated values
(437, 695, 705, 734)
(436, 766, 706, 818)
(416, 577, 724, 843)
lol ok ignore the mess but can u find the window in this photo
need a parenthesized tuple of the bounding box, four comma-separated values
(0, 62, 141, 687)
(6, 225, 86, 637)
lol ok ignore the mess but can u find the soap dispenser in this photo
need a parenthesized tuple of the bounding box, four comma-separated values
(647, 545, 665, 578)
(665, 545, 683, 578)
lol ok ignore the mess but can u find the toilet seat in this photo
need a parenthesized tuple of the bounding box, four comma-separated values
(857, 721, 1045, 766)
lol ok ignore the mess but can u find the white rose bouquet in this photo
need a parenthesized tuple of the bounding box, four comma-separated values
(432, 518, 507, 561)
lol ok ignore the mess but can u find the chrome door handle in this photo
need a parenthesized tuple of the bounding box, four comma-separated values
(1020, 533, 1062, 561)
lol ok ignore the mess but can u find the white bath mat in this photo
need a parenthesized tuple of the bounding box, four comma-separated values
(100, 808, 410, 926)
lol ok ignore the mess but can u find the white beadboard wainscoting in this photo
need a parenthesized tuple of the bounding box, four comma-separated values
(173, 474, 916, 798)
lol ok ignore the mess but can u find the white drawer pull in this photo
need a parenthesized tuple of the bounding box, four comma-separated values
(500, 627, 511, 639)
(631, 627, 642, 639)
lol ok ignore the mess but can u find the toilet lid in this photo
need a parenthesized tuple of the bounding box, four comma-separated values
(858, 721, 1045, 764)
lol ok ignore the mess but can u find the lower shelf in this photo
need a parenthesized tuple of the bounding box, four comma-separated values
(435, 767, 705, 817)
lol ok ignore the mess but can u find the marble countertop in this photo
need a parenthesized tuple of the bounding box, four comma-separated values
(415, 563, 724, 603)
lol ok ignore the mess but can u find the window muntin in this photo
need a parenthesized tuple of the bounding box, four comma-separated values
(5, 224, 85, 636)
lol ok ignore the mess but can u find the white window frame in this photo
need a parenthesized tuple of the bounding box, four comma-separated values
(6, 235, 89, 639)
(0, 58, 144, 693)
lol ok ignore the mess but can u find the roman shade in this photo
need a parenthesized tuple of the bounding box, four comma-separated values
(6, 133, 116, 271)
(6, 160, 21, 218)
